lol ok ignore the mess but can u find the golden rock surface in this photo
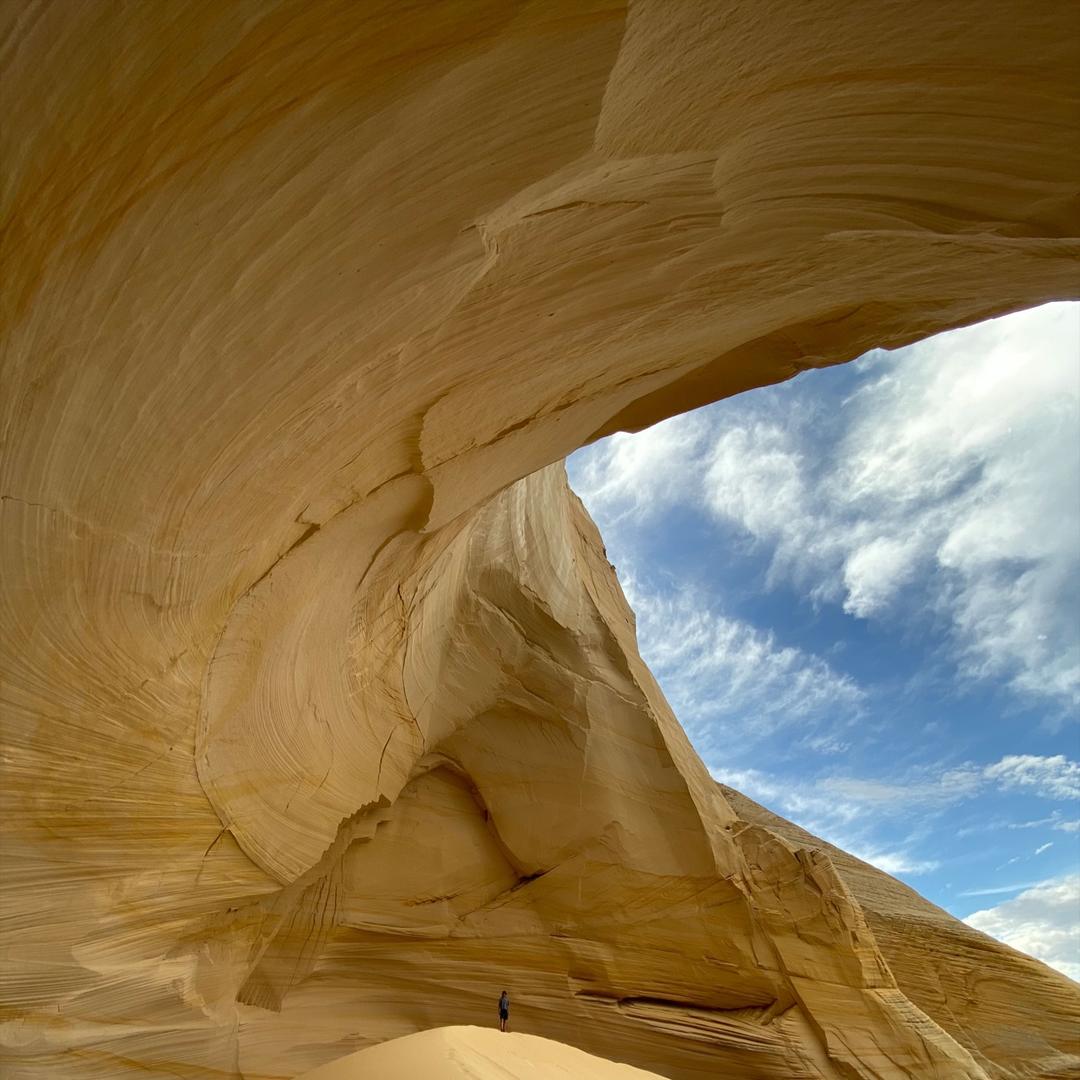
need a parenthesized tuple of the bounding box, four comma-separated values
(2, 3, 1078, 1079)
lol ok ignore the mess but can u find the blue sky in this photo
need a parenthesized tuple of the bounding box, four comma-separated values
(567, 302, 1080, 980)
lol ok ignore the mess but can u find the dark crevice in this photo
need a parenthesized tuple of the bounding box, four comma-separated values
(522, 198, 648, 219)
(241, 522, 321, 596)
(510, 868, 550, 892)
(574, 990, 777, 1018)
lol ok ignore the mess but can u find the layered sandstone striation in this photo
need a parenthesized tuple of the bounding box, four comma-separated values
(2, 2, 1079, 1079)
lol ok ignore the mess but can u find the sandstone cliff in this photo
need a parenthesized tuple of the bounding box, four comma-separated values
(2, 2, 1079, 1078)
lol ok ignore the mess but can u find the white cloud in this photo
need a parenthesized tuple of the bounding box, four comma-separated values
(574, 302, 1080, 712)
(974, 811, 1080, 835)
(570, 411, 707, 525)
(624, 579, 865, 752)
(802, 732, 851, 755)
(843, 847, 940, 876)
(702, 419, 846, 599)
(705, 423, 813, 565)
(835, 305, 1080, 708)
(959, 880, 1054, 897)
(1035, 842, 1054, 856)
(712, 754, 1079, 886)
(1008, 814, 1066, 831)
(811, 754, 1080, 812)
(820, 767, 983, 808)
(841, 534, 921, 618)
(711, 767, 938, 880)
(712, 767, 862, 834)
(984, 754, 1080, 800)
(714, 755, 1080, 820)
(964, 875, 1080, 982)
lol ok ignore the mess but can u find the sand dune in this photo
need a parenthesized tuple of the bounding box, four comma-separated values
(298, 1026, 669, 1080)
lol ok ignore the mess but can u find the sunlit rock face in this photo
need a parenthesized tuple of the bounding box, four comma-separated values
(2, 2, 1078, 1078)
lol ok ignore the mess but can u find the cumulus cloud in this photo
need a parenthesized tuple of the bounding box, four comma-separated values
(964, 875, 1080, 982)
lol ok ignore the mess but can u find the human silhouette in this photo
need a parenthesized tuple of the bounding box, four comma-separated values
(498, 989, 510, 1032)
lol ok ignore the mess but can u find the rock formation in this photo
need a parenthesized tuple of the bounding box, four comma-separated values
(2, 2, 1078, 1078)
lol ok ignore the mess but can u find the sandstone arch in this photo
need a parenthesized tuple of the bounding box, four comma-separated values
(2, 2, 1078, 1077)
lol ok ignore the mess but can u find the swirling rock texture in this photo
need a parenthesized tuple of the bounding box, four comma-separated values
(2, 2, 1078, 1078)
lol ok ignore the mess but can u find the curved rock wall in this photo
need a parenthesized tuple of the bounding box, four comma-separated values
(2, 2, 1078, 1078)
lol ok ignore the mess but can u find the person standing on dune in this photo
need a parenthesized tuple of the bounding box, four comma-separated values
(498, 989, 510, 1032)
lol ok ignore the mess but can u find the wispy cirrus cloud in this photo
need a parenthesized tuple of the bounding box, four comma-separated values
(622, 576, 864, 754)
(818, 769, 982, 808)
(954, 812, 1080, 847)
(712, 754, 1079, 885)
(711, 765, 938, 879)
(1006, 813, 1080, 834)
(959, 880, 1056, 898)
(818, 755, 1080, 808)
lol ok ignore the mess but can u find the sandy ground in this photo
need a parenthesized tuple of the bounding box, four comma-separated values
(296, 1026, 671, 1079)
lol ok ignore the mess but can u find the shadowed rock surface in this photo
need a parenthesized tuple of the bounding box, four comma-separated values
(2, 2, 1078, 1078)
